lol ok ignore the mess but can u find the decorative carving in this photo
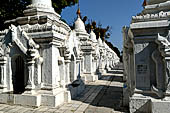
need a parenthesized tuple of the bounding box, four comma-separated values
(0, 29, 8, 36)
(151, 33, 170, 98)
(0, 46, 4, 57)
(132, 11, 169, 22)
(64, 31, 81, 60)
(134, 43, 149, 54)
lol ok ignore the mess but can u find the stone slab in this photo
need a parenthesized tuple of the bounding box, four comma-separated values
(130, 20, 169, 29)
(130, 96, 170, 113)
(0, 94, 14, 104)
(14, 94, 41, 107)
(130, 96, 151, 113)
(81, 74, 98, 82)
(41, 91, 65, 107)
(152, 100, 170, 113)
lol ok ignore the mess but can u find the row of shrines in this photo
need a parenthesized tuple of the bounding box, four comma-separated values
(123, 0, 170, 113)
(0, 0, 119, 107)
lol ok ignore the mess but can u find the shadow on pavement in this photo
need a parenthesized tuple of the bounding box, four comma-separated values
(107, 70, 124, 74)
(73, 73, 129, 113)
(100, 74, 124, 83)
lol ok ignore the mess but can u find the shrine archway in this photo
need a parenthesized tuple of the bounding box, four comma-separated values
(12, 55, 27, 94)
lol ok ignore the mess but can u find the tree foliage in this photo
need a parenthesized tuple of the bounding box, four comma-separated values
(105, 40, 120, 59)
(85, 20, 112, 41)
(0, 0, 78, 30)
(52, 0, 78, 14)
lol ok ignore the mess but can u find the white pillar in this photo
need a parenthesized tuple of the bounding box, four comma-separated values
(65, 60, 71, 84)
(37, 57, 43, 85)
(84, 53, 93, 74)
(26, 60, 35, 90)
(0, 57, 7, 93)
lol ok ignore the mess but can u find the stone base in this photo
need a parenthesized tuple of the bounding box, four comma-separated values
(0, 93, 14, 104)
(123, 75, 127, 82)
(0, 89, 71, 107)
(68, 79, 85, 99)
(0, 87, 8, 93)
(41, 90, 66, 107)
(97, 73, 102, 79)
(98, 69, 107, 75)
(106, 67, 111, 72)
(64, 90, 71, 103)
(14, 94, 41, 107)
(0, 93, 41, 107)
(123, 85, 129, 107)
(130, 94, 170, 113)
(81, 74, 98, 82)
(130, 94, 151, 113)
(40, 88, 72, 107)
(152, 99, 170, 113)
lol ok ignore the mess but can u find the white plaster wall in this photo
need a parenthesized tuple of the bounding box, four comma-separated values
(41, 45, 53, 87)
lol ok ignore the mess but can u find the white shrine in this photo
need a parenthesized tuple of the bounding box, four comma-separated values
(123, 0, 170, 112)
(0, 0, 119, 107)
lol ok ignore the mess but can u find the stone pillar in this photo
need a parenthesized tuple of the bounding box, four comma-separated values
(109, 58, 112, 69)
(70, 58, 76, 82)
(25, 59, 36, 94)
(59, 57, 66, 88)
(97, 58, 99, 69)
(165, 55, 170, 93)
(84, 53, 93, 74)
(106, 57, 110, 71)
(76, 59, 81, 79)
(37, 57, 43, 85)
(80, 57, 84, 75)
(41, 44, 60, 90)
(65, 60, 71, 85)
(93, 58, 97, 74)
(98, 49, 106, 74)
(0, 57, 7, 93)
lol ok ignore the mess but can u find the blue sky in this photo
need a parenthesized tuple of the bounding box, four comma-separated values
(61, 0, 144, 51)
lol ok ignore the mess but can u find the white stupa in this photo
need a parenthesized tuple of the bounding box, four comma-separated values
(74, 9, 86, 33)
(90, 29, 97, 43)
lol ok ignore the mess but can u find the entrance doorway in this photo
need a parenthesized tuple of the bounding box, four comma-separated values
(12, 56, 25, 94)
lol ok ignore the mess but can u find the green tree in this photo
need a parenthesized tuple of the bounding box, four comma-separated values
(52, 0, 78, 14)
(0, 0, 78, 30)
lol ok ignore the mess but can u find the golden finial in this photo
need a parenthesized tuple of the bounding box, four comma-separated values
(77, 8, 81, 16)
(99, 32, 101, 36)
(77, 0, 81, 17)
(143, 0, 147, 7)
(91, 25, 94, 30)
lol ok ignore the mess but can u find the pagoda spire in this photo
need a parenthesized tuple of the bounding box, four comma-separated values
(143, 0, 147, 7)
(77, 0, 81, 18)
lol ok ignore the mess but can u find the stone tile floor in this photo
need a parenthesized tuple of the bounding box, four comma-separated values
(0, 69, 128, 113)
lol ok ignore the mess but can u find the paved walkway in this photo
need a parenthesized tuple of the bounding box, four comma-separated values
(0, 69, 127, 113)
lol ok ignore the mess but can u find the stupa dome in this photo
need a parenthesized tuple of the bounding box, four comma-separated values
(90, 30, 97, 42)
(74, 16, 86, 32)
(98, 37, 103, 46)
